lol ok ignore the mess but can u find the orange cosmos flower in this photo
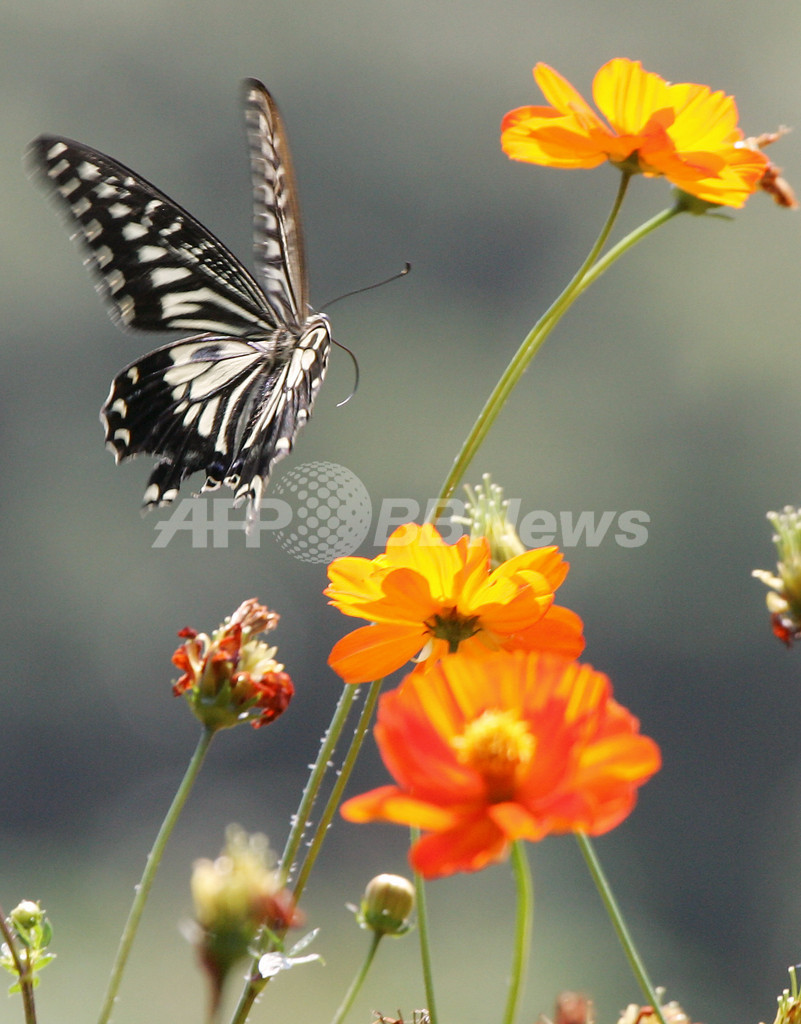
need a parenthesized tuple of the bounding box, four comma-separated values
(325, 523, 584, 684)
(341, 652, 661, 878)
(501, 59, 770, 208)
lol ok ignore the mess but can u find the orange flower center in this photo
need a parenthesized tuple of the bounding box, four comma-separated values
(428, 609, 480, 653)
(451, 710, 535, 801)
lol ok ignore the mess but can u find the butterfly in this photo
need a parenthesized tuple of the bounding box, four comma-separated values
(28, 79, 332, 511)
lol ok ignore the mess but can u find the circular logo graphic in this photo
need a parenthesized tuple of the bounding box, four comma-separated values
(272, 462, 373, 563)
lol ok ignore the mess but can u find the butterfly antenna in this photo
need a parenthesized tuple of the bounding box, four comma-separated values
(323, 263, 410, 407)
(321, 262, 411, 311)
(332, 339, 360, 407)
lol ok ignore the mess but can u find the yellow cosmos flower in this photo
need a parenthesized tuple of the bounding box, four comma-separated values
(325, 523, 584, 684)
(501, 59, 770, 208)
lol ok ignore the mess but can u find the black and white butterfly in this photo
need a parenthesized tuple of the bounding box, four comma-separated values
(28, 79, 332, 511)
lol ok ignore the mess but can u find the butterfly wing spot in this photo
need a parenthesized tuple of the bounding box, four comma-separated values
(107, 202, 133, 219)
(121, 223, 148, 241)
(142, 483, 161, 507)
(117, 296, 135, 324)
(150, 266, 191, 286)
(30, 79, 337, 512)
(83, 219, 103, 242)
(94, 182, 118, 200)
(77, 161, 101, 181)
(95, 245, 114, 269)
(71, 195, 91, 217)
(105, 269, 126, 294)
(57, 177, 81, 199)
(108, 397, 128, 417)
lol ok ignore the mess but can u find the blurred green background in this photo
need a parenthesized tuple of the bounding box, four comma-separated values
(3, 0, 801, 1021)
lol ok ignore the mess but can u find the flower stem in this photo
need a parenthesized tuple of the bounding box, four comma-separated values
(431, 176, 686, 518)
(502, 841, 534, 1024)
(575, 833, 666, 1024)
(328, 930, 383, 1024)
(411, 847, 439, 1024)
(278, 682, 360, 888)
(0, 905, 37, 1024)
(96, 724, 216, 1024)
(228, 680, 384, 1024)
(292, 679, 384, 905)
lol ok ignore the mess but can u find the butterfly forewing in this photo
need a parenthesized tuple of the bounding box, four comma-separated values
(242, 78, 308, 323)
(29, 137, 277, 336)
(29, 80, 333, 510)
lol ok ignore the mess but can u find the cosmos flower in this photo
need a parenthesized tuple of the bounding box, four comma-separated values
(501, 59, 770, 208)
(341, 651, 661, 878)
(325, 523, 584, 684)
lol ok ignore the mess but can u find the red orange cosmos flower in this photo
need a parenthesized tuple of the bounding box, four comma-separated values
(501, 59, 769, 208)
(325, 523, 584, 684)
(341, 652, 661, 878)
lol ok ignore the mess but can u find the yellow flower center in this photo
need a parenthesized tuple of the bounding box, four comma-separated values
(429, 609, 480, 653)
(452, 709, 535, 801)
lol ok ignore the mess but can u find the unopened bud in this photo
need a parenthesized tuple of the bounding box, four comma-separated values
(358, 874, 415, 936)
(456, 475, 525, 567)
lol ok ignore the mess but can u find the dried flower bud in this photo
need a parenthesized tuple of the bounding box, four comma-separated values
(556, 991, 595, 1024)
(172, 599, 294, 730)
(739, 128, 798, 209)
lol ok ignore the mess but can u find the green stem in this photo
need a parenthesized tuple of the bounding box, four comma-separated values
(411, 849, 438, 1024)
(328, 930, 383, 1024)
(292, 679, 383, 905)
(432, 179, 684, 519)
(228, 680, 384, 1024)
(502, 841, 534, 1024)
(0, 906, 37, 1024)
(562, 203, 682, 306)
(278, 682, 360, 888)
(96, 725, 216, 1024)
(575, 833, 666, 1024)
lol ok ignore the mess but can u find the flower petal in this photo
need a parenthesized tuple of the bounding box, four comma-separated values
(328, 622, 428, 684)
(410, 812, 510, 878)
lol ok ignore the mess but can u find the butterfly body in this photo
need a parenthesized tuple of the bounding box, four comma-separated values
(29, 80, 331, 510)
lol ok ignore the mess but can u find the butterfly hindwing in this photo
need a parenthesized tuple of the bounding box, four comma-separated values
(29, 80, 333, 510)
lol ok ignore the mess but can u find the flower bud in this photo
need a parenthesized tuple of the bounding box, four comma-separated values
(753, 507, 801, 645)
(770, 965, 801, 1024)
(8, 900, 52, 951)
(456, 475, 525, 567)
(0, 900, 55, 988)
(617, 995, 691, 1024)
(555, 992, 594, 1024)
(357, 874, 415, 936)
(9, 902, 43, 935)
(190, 826, 299, 1007)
